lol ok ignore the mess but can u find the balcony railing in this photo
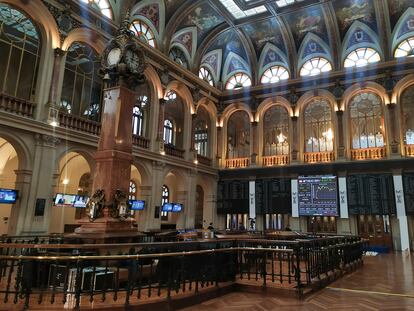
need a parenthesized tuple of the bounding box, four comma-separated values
(132, 135, 150, 149)
(164, 144, 185, 158)
(59, 112, 101, 135)
(351, 147, 386, 160)
(263, 154, 289, 166)
(405, 144, 414, 157)
(225, 157, 250, 168)
(197, 154, 212, 166)
(304, 151, 334, 163)
(0, 93, 36, 117)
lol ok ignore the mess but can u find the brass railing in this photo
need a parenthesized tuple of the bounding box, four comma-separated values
(132, 135, 150, 149)
(0, 93, 36, 117)
(351, 147, 386, 160)
(164, 144, 185, 158)
(225, 157, 250, 168)
(405, 144, 414, 157)
(304, 151, 334, 163)
(58, 112, 101, 135)
(263, 154, 289, 166)
(0, 237, 365, 310)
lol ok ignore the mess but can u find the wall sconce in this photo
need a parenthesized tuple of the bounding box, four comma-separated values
(47, 107, 59, 127)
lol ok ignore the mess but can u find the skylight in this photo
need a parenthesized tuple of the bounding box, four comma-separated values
(275, 0, 298, 8)
(80, 0, 112, 19)
(218, 0, 267, 19)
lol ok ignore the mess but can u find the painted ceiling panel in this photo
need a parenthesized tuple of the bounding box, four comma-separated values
(241, 17, 286, 57)
(207, 29, 249, 63)
(164, 0, 186, 22)
(388, 0, 414, 29)
(177, 2, 225, 46)
(332, 0, 377, 39)
(282, 5, 329, 49)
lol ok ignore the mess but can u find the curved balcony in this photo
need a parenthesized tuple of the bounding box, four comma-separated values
(351, 147, 386, 160)
(304, 151, 334, 163)
(0, 93, 36, 117)
(263, 154, 289, 166)
(58, 112, 101, 135)
(164, 144, 185, 158)
(132, 135, 150, 149)
(225, 157, 250, 168)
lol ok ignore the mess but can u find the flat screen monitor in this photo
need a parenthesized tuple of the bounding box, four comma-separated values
(172, 203, 182, 212)
(129, 200, 145, 211)
(54, 193, 76, 207)
(0, 188, 18, 204)
(73, 195, 89, 208)
(161, 203, 173, 212)
(298, 175, 338, 216)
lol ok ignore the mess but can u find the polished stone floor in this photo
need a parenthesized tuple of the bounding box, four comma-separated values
(182, 253, 414, 311)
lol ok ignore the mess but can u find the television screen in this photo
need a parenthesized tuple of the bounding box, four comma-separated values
(161, 203, 173, 212)
(73, 195, 89, 208)
(0, 188, 18, 204)
(172, 203, 182, 212)
(298, 175, 338, 216)
(129, 200, 145, 211)
(54, 193, 76, 206)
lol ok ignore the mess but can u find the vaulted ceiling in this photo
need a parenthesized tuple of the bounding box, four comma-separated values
(101, 0, 414, 87)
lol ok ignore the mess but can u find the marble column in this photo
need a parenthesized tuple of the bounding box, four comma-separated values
(216, 126, 222, 167)
(251, 121, 258, 166)
(387, 103, 400, 155)
(136, 185, 152, 231)
(290, 116, 299, 162)
(336, 110, 345, 159)
(92, 86, 136, 202)
(143, 161, 165, 231)
(156, 98, 166, 153)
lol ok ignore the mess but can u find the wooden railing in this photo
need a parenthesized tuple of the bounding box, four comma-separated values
(351, 147, 386, 160)
(197, 154, 212, 166)
(59, 112, 101, 135)
(263, 154, 289, 166)
(304, 151, 334, 163)
(405, 144, 414, 157)
(164, 144, 185, 158)
(132, 135, 150, 149)
(0, 93, 36, 117)
(225, 157, 250, 168)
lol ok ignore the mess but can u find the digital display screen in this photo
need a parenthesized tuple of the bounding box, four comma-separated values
(129, 200, 145, 211)
(73, 195, 89, 208)
(172, 203, 182, 212)
(0, 188, 18, 204)
(161, 203, 173, 212)
(298, 176, 338, 216)
(54, 193, 76, 206)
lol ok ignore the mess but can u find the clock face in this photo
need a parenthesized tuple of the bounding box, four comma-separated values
(107, 47, 121, 66)
(125, 49, 140, 72)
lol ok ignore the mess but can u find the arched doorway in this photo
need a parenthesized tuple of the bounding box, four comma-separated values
(50, 152, 92, 233)
(0, 137, 18, 235)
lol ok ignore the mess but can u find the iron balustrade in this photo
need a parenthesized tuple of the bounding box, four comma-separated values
(0, 237, 366, 310)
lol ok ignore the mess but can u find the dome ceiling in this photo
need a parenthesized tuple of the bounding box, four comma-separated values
(106, 0, 414, 87)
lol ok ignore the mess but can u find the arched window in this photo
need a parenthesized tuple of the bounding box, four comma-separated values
(60, 42, 102, 119)
(164, 119, 174, 144)
(161, 185, 169, 218)
(350, 92, 384, 149)
(261, 66, 289, 84)
(304, 100, 334, 153)
(195, 120, 208, 157)
(132, 106, 143, 136)
(395, 37, 414, 58)
(80, 0, 112, 19)
(165, 90, 177, 101)
(199, 67, 214, 86)
(400, 86, 414, 146)
(0, 4, 41, 100)
(130, 20, 156, 48)
(129, 180, 137, 200)
(227, 111, 250, 158)
(169, 47, 188, 68)
(344, 48, 381, 68)
(300, 57, 332, 77)
(263, 106, 289, 156)
(225, 73, 252, 90)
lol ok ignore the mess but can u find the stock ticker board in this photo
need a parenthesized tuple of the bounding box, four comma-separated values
(298, 175, 338, 216)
